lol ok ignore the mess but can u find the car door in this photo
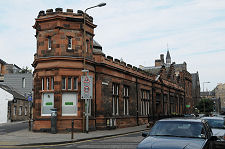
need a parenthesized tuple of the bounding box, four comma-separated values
(203, 122, 215, 149)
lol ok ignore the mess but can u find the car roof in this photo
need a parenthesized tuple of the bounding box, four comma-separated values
(201, 117, 224, 120)
(158, 118, 202, 123)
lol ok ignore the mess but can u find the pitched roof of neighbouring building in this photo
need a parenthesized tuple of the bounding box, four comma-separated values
(0, 84, 26, 100)
(0, 59, 7, 65)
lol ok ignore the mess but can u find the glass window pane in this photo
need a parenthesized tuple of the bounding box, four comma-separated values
(68, 77, 72, 90)
(73, 77, 77, 90)
(42, 93, 54, 115)
(62, 77, 66, 90)
(51, 77, 54, 90)
(62, 93, 77, 116)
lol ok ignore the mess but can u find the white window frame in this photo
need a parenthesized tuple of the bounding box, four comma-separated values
(14, 106, 17, 115)
(48, 37, 51, 50)
(112, 83, 119, 115)
(19, 106, 22, 116)
(46, 77, 50, 90)
(68, 36, 72, 50)
(41, 93, 54, 116)
(51, 77, 54, 90)
(62, 93, 78, 116)
(42, 78, 44, 90)
(22, 78, 25, 88)
(25, 107, 27, 116)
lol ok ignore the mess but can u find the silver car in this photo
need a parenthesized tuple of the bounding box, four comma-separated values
(201, 117, 225, 141)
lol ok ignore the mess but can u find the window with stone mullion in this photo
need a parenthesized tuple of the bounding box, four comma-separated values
(112, 83, 119, 115)
(123, 86, 129, 115)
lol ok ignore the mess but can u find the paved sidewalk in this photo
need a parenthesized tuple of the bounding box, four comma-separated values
(0, 124, 148, 146)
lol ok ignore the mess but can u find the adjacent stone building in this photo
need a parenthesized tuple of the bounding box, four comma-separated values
(32, 8, 189, 132)
(3, 73, 33, 98)
(214, 83, 225, 112)
(0, 59, 21, 82)
(0, 84, 30, 123)
(191, 72, 200, 107)
(143, 51, 193, 114)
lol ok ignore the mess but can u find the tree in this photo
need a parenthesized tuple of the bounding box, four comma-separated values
(19, 66, 32, 73)
(196, 98, 214, 114)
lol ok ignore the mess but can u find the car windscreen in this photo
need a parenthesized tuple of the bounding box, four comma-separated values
(149, 121, 204, 138)
(204, 119, 225, 129)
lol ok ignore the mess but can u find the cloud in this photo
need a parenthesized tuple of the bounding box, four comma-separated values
(0, 0, 225, 90)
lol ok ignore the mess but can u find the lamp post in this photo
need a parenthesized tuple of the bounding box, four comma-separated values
(83, 2, 106, 71)
(202, 82, 210, 113)
(82, 3, 106, 133)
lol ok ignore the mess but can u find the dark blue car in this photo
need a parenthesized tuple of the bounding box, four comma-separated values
(137, 118, 217, 149)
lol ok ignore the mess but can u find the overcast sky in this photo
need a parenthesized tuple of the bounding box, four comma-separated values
(1, 0, 225, 91)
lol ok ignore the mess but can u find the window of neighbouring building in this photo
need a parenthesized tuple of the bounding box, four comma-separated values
(112, 83, 119, 115)
(19, 106, 22, 115)
(123, 86, 129, 115)
(25, 107, 27, 116)
(14, 106, 17, 115)
(68, 36, 72, 50)
(48, 36, 51, 50)
(141, 90, 150, 115)
(62, 93, 77, 116)
(41, 93, 54, 116)
(22, 78, 26, 88)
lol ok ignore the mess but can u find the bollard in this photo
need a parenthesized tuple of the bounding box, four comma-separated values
(29, 119, 31, 131)
(71, 119, 74, 139)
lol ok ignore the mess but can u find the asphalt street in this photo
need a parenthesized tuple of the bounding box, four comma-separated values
(0, 122, 28, 135)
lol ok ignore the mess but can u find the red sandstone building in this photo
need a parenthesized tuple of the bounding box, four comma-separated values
(32, 8, 192, 132)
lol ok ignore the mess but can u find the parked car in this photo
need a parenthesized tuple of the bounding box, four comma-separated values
(201, 117, 225, 141)
(137, 118, 217, 149)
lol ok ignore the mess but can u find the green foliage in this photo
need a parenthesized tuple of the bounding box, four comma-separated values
(19, 66, 32, 73)
(196, 98, 214, 113)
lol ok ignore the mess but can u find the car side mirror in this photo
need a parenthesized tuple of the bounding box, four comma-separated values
(210, 136, 218, 141)
(142, 132, 148, 137)
(200, 134, 206, 138)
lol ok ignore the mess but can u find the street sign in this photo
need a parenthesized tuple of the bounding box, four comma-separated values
(28, 95, 32, 102)
(81, 75, 93, 99)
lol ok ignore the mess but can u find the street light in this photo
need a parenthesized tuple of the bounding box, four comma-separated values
(83, 2, 106, 71)
(202, 82, 210, 92)
(82, 3, 106, 133)
(202, 82, 210, 113)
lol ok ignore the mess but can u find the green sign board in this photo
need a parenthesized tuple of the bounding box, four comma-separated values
(65, 102, 73, 105)
(186, 105, 190, 108)
(46, 102, 53, 106)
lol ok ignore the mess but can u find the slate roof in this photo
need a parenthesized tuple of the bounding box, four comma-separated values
(0, 59, 7, 65)
(0, 83, 26, 100)
(93, 40, 104, 54)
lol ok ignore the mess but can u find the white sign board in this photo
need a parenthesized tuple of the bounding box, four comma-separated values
(81, 75, 93, 99)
